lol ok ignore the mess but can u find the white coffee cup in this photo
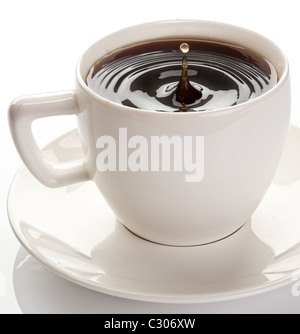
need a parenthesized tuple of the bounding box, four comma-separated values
(9, 20, 291, 246)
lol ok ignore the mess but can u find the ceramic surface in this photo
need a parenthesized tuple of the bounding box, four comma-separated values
(8, 20, 291, 246)
(8, 127, 300, 303)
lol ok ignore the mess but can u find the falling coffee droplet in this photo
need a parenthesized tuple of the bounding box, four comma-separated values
(176, 43, 202, 111)
(180, 42, 190, 54)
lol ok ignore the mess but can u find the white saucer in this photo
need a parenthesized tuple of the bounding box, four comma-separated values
(7, 126, 300, 303)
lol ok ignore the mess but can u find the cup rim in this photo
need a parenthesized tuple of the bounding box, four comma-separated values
(76, 19, 289, 117)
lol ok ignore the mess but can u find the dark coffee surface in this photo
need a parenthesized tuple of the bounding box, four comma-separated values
(86, 39, 278, 112)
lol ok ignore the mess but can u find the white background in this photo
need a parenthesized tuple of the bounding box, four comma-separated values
(1, 0, 300, 313)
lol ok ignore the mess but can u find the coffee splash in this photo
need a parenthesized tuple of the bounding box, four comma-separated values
(86, 39, 277, 112)
(175, 43, 203, 111)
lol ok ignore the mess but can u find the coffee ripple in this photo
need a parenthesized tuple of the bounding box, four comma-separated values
(87, 44, 277, 112)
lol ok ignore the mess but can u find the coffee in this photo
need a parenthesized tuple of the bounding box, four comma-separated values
(86, 39, 278, 112)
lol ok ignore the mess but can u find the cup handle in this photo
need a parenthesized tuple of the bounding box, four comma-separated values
(9, 91, 89, 188)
